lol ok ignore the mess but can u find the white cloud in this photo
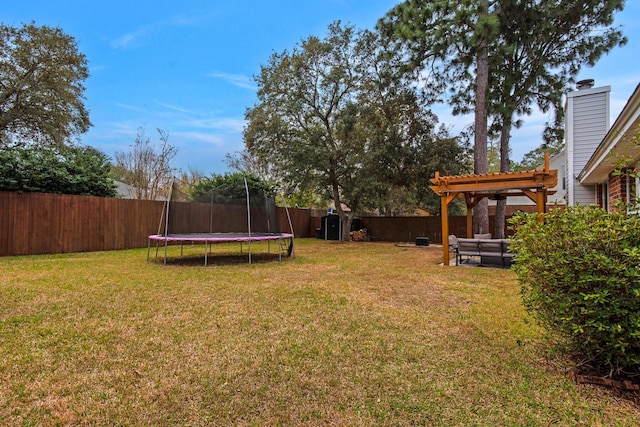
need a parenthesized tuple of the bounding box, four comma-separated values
(114, 102, 149, 113)
(110, 14, 201, 49)
(156, 102, 193, 114)
(90, 65, 108, 73)
(110, 29, 147, 49)
(208, 71, 256, 90)
(169, 14, 200, 27)
(187, 117, 246, 133)
(432, 101, 556, 162)
(174, 131, 225, 147)
(431, 105, 473, 133)
(111, 99, 246, 136)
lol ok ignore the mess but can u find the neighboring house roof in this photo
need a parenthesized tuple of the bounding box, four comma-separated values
(578, 83, 640, 184)
(114, 180, 138, 199)
(113, 180, 167, 201)
(487, 151, 566, 207)
(414, 207, 436, 216)
(328, 201, 351, 212)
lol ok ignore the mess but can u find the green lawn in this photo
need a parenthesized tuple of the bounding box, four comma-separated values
(1, 239, 638, 426)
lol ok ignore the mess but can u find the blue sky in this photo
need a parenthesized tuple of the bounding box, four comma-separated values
(4, 1, 639, 175)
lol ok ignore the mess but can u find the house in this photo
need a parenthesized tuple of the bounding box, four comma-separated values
(577, 83, 640, 210)
(493, 80, 639, 214)
(556, 80, 640, 210)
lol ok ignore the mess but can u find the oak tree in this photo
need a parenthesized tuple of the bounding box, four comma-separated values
(0, 22, 91, 148)
(244, 22, 467, 239)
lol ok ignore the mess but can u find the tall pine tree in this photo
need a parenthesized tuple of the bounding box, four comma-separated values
(380, 0, 626, 237)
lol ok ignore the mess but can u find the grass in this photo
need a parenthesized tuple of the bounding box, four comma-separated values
(0, 239, 638, 426)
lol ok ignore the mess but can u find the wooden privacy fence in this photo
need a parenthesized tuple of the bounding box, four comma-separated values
(0, 191, 317, 257)
(0, 191, 164, 256)
(0, 191, 506, 257)
(358, 216, 501, 244)
(359, 216, 466, 244)
(277, 207, 316, 238)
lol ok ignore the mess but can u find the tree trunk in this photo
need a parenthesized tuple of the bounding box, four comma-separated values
(328, 166, 352, 241)
(473, 0, 490, 235)
(494, 117, 512, 239)
(342, 214, 353, 241)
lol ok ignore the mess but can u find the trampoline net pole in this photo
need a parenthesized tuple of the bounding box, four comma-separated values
(161, 180, 175, 265)
(164, 179, 175, 237)
(244, 176, 252, 264)
(209, 190, 214, 234)
(279, 192, 296, 257)
(157, 199, 167, 236)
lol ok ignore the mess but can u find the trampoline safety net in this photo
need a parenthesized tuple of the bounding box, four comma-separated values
(159, 177, 281, 236)
(148, 176, 294, 266)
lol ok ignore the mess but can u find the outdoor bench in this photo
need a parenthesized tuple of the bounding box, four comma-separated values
(454, 238, 514, 267)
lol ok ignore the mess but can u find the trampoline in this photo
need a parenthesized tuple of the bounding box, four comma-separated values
(148, 176, 295, 266)
(147, 232, 294, 266)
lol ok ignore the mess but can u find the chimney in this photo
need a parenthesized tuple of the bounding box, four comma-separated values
(564, 81, 610, 206)
(576, 79, 595, 90)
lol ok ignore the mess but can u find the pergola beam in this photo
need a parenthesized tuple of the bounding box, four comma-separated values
(429, 177, 557, 193)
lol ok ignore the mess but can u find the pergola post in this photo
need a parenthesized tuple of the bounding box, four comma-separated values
(441, 194, 450, 266)
(536, 190, 547, 222)
(464, 195, 480, 238)
(522, 188, 548, 222)
(440, 193, 458, 266)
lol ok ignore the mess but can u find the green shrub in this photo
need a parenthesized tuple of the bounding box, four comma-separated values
(190, 172, 275, 203)
(0, 145, 116, 197)
(509, 206, 640, 373)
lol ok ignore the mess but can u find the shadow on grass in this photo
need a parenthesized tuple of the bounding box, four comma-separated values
(148, 252, 291, 266)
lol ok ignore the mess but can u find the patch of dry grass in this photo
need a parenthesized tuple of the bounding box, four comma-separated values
(0, 239, 638, 426)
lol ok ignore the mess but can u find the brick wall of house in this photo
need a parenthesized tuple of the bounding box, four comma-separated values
(608, 172, 627, 210)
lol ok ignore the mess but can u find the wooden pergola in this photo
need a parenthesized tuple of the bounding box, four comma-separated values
(430, 153, 558, 265)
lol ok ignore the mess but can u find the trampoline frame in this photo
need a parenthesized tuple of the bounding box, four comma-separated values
(147, 232, 294, 266)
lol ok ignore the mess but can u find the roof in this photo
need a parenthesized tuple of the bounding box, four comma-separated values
(114, 180, 167, 201)
(114, 180, 138, 199)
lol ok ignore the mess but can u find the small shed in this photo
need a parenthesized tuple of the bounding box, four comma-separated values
(430, 153, 558, 265)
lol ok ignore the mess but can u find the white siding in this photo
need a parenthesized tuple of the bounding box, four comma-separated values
(565, 86, 610, 205)
(548, 151, 566, 204)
